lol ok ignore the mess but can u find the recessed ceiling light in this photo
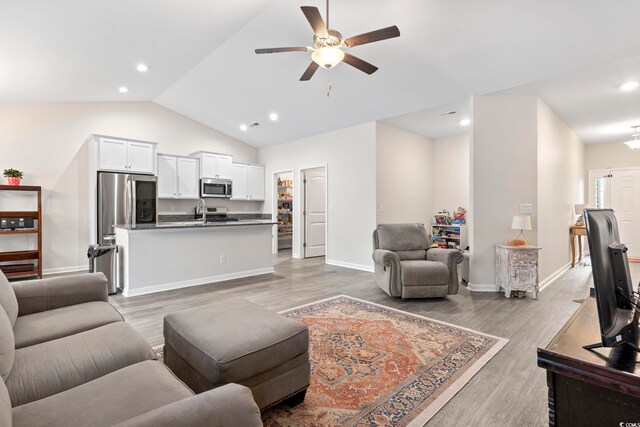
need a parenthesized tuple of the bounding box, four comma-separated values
(459, 118, 471, 126)
(269, 113, 279, 121)
(136, 63, 149, 73)
(239, 124, 248, 131)
(620, 81, 639, 91)
(118, 86, 129, 93)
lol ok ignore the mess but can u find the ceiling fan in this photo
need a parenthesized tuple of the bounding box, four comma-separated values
(255, 0, 400, 81)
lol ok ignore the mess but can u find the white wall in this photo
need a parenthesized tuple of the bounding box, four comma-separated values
(469, 95, 539, 289)
(259, 122, 377, 271)
(432, 134, 470, 214)
(0, 102, 259, 273)
(536, 99, 585, 283)
(375, 123, 433, 225)
(585, 141, 640, 171)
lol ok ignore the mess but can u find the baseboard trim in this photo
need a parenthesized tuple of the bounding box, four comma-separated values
(467, 283, 500, 292)
(122, 267, 275, 297)
(538, 262, 571, 292)
(325, 259, 374, 273)
(43, 265, 88, 276)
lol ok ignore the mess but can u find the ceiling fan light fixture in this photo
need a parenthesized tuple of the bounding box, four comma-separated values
(311, 46, 345, 69)
(624, 126, 640, 149)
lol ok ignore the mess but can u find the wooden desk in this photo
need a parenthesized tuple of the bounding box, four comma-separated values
(570, 225, 587, 267)
(537, 297, 640, 426)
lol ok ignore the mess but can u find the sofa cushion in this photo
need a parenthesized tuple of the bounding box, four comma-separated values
(6, 322, 156, 407)
(0, 273, 18, 327)
(400, 260, 449, 287)
(376, 223, 431, 252)
(13, 301, 123, 349)
(12, 361, 192, 427)
(0, 309, 14, 383)
(0, 378, 10, 427)
(164, 298, 309, 385)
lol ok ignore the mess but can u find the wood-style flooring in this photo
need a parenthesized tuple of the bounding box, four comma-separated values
(110, 252, 609, 427)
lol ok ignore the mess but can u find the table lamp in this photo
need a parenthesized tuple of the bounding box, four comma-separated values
(574, 204, 586, 226)
(508, 215, 532, 246)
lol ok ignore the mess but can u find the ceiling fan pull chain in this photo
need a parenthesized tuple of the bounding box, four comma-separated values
(327, 83, 333, 98)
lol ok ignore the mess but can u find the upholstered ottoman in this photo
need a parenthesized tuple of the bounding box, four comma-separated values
(163, 298, 310, 411)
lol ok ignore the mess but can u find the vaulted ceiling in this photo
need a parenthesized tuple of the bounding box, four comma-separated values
(2, 0, 640, 146)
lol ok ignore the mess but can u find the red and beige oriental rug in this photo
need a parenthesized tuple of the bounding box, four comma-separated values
(262, 295, 508, 427)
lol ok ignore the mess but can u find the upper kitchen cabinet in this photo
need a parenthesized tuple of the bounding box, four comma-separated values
(90, 135, 157, 174)
(157, 154, 199, 199)
(192, 152, 233, 179)
(231, 163, 265, 201)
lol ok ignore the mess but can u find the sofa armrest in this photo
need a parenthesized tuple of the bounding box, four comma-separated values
(372, 249, 400, 268)
(12, 273, 109, 316)
(113, 384, 262, 427)
(427, 249, 463, 294)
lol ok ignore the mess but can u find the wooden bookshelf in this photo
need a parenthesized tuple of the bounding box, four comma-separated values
(0, 185, 42, 279)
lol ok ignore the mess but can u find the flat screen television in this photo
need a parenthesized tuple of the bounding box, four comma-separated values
(583, 208, 639, 353)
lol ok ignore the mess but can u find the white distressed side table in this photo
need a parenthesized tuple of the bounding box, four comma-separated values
(495, 245, 541, 299)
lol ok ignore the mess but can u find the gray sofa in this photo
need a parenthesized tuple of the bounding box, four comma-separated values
(0, 271, 262, 427)
(372, 223, 463, 298)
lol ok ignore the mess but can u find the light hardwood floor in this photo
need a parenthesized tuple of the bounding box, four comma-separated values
(110, 253, 608, 427)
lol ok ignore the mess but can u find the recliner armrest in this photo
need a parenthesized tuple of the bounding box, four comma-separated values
(426, 248, 463, 266)
(112, 384, 262, 427)
(12, 273, 109, 316)
(372, 249, 401, 268)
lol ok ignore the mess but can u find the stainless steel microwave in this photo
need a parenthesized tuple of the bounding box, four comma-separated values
(200, 178, 232, 198)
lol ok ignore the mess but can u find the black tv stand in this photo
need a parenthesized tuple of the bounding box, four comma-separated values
(583, 341, 640, 362)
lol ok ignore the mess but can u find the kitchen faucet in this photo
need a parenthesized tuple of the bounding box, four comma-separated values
(197, 199, 207, 222)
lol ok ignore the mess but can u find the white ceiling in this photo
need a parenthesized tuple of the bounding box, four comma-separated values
(381, 101, 470, 140)
(3, 0, 640, 146)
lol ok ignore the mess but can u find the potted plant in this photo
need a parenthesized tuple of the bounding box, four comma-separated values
(3, 169, 23, 186)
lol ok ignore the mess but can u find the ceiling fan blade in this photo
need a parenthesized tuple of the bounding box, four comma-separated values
(343, 53, 378, 75)
(344, 25, 400, 47)
(301, 6, 329, 38)
(300, 62, 320, 81)
(255, 47, 309, 54)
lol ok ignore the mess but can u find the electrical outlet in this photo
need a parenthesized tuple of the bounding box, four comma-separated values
(519, 204, 534, 214)
(219, 255, 226, 264)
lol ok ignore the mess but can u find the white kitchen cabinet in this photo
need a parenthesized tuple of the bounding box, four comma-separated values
(231, 163, 264, 201)
(157, 154, 199, 199)
(231, 163, 248, 200)
(197, 153, 233, 179)
(248, 165, 265, 201)
(98, 137, 155, 174)
(177, 157, 199, 198)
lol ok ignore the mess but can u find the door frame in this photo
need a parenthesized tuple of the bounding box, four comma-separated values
(272, 168, 295, 255)
(299, 164, 328, 259)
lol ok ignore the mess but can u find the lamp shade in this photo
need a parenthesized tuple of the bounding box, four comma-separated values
(511, 215, 532, 231)
(574, 204, 586, 215)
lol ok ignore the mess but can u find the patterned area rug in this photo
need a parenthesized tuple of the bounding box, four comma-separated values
(262, 295, 508, 427)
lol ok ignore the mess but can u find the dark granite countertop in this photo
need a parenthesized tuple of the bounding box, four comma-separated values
(114, 219, 276, 231)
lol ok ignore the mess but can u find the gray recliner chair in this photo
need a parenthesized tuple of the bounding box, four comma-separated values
(372, 223, 463, 298)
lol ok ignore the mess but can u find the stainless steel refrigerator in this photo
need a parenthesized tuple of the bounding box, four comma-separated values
(95, 172, 157, 292)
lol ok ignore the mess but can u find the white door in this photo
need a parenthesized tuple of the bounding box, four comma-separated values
(610, 169, 640, 257)
(201, 154, 218, 178)
(177, 157, 200, 199)
(99, 138, 128, 171)
(304, 167, 326, 258)
(157, 155, 177, 198)
(127, 142, 155, 173)
(231, 163, 248, 200)
(217, 155, 233, 179)
(248, 165, 265, 201)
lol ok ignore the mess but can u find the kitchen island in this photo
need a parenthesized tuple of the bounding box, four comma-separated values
(115, 220, 276, 297)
